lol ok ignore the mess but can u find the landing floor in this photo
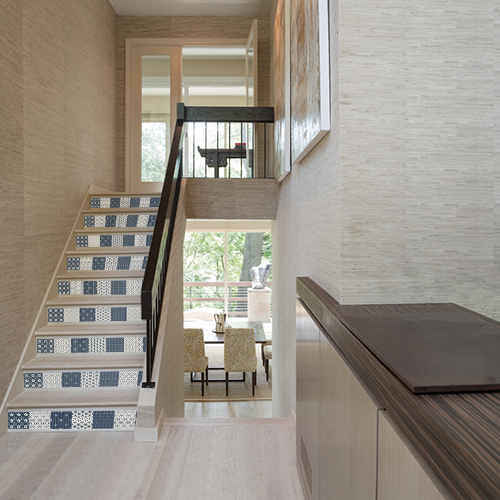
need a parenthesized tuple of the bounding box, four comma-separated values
(0, 415, 303, 500)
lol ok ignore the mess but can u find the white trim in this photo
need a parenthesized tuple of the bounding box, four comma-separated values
(125, 38, 250, 194)
(278, 0, 292, 183)
(246, 20, 258, 107)
(125, 40, 182, 194)
(291, 0, 331, 165)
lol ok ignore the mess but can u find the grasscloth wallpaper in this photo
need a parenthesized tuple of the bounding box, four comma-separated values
(271, 0, 499, 418)
(0, 0, 117, 403)
(116, 16, 270, 186)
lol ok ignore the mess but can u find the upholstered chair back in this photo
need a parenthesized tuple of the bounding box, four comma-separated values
(184, 328, 207, 373)
(224, 328, 258, 373)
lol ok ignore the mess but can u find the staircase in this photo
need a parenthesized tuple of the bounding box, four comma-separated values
(6, 194, 159, 431)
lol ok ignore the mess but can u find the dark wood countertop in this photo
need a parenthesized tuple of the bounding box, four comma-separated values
(297, 277, 500, 500)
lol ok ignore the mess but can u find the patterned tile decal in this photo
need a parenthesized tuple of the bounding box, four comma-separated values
(76, 234, 152, 248)
(37, 337, 146, 353)
(8, 412, 30, 430)
(24, 370, 143, 388)
(90, 197, 159, 208)
(51, 412, 73, 430)
(72, 411, 93, 430)
(84, 214, 157, 228)
(66, 256, 148, 271)
(24, 373, 43, 388)
(48, 306, 142, 323)
(29, 412, 51, 430)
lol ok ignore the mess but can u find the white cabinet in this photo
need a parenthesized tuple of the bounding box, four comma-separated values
(296, 299, 380, 500)
(296, 299, 450, 500)
(378, 412, 448, 500)
(296, 300, 321, 500)
(320, 332, 380, 500)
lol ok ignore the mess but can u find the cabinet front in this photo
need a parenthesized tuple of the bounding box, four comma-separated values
(296, 299, 321, 500)
(320, 332, 380, 500)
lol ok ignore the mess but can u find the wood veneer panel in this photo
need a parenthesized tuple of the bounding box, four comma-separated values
(342, 311, 500, 393)
(297, 277, 500, 500)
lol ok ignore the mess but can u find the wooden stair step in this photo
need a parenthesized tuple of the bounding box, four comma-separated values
(7, 387, 139, 409)
(46, 295, 141, 306)
(23, 353, 144, 371)
(75, 227, 154, 234)
(83, 207, 158, 214)
(57, 271, 145, 280)
(66, 247, 149, 256)
(36, 323, 146, 337)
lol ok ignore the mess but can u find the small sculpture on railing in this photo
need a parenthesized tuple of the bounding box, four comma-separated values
(250, 260, 271, 289)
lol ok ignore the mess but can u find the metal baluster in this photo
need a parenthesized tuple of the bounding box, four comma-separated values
(264, 122, 267, 178)
(216, 121, 220, 178)
(192, 123, 195, 177)
(228, 122, 231, 178)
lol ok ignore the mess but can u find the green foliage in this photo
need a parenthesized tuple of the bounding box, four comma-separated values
(142, 122, 168, 182)
(183, 232, 272, 312)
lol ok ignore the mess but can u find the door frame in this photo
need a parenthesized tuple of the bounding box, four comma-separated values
(125, 38, 247, 193)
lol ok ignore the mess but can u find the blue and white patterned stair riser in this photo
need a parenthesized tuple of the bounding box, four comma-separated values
(90, 196, 160, 209)
(24, 370, 143, 388)
(8, 410, 137, 430)
(37, 337, 146, 353)
(84, 214, 157, 228)
(67, 256, 148, 271)
(58, 279, 143, 296)
(48, 306, 142, 323)
(76, 234, 153, 248)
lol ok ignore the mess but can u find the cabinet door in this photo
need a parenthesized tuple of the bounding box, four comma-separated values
(296, 299, 321, 500)
(320, 331, 380, 500)
(378, 412, 449, 500)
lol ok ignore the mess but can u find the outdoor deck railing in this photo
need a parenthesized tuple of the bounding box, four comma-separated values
(184, 280, 272, 317)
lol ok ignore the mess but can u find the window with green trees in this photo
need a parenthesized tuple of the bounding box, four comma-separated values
(183, 231, 271, 316)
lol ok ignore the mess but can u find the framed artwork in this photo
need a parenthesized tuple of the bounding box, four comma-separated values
(274, 0, 291, 182)
(290, 0, 330, 164)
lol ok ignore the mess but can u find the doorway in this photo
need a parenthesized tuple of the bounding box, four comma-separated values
(125, 23, 258, 192)
(183, 220, 272, 418)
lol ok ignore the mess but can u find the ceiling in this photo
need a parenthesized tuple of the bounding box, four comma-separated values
(109, 0, 270, 17)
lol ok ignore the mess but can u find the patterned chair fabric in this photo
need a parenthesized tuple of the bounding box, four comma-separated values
(263, 344, 272, 381)
(263, 345, 272, 360)
(184, 328, 208, 373)
(224, 328, 258, 373)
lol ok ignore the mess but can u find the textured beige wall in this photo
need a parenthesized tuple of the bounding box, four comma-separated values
(271, 0, 499, 418)
(339, 1, 500, 317)
(116, 16, 270, 187)
(271, 0, 341, 418)
(0, 0, 117, 403)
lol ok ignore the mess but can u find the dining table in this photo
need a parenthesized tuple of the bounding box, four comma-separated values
(183, 318, 267, 344)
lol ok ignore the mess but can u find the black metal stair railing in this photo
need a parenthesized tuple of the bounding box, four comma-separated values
(141, 104, 274, 389)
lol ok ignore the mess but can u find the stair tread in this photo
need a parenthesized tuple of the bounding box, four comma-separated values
(36, 323, 146, 336)
(83, 208, 158, 214)
(58, 271, 145, 280)
(66, 247, 149, 256)
(7, 387, 140, 409)
(75, 227, 154, 234)
(23, 353, 144, 371)
(47, 296, 141, 306)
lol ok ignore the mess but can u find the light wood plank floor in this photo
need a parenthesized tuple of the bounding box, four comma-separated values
(0, 417, 304, 500)
(185, 401, 273, 418)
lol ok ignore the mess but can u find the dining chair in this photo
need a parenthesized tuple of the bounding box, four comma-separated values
(184, 328, 209, 396)
(224, 328, 258, 397)
(263, 344, 272, 380)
